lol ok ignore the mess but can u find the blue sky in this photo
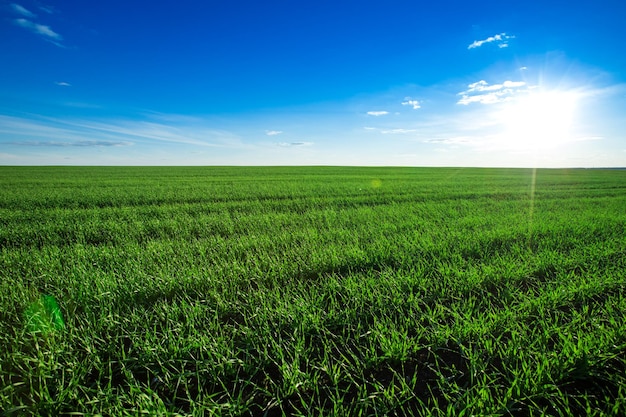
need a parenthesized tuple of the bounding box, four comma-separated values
(1, 0, 625, 166)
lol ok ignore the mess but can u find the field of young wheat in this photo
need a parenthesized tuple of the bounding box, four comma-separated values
(1, 166, 625, 416)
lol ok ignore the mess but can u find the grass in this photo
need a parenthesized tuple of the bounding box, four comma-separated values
(1, 166, 625, 416)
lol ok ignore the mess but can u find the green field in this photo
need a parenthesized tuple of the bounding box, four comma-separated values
(1, 166, 626, 416)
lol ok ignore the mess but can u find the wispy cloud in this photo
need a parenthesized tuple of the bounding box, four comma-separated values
(0, 152, 19, 160)
(265, 130, 283, 136)
(0, 115, 246, 149)
(367, 111, 389, 116)
(382, 128, 417, 134)
(276, 142, 313, 147)
(10, 3, 36, 18)
(62, 102, 103, 109)
(11, 140, 133, 147)
(37, 3, 55, 14)
(468, 33, 515, 49)
(11, 3, 65, 46)
(424, 137, 472, 145)
(14, 18, 63, 45)
(363, 126, 418, 135)
(55, 81, 71, 87)
(457, 80, 528, 105)
(401, 97, 421, 109)
(68, 120, 242, 147)
(466, 80, 526, 92)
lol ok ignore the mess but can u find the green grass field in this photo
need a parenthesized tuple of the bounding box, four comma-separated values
(1, 166, 626, 416)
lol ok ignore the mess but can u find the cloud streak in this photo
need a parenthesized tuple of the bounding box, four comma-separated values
(276, 142, 313, 147)
(11, 140, 133, 147)
(10, 3, 36, 18)
(37, 4, 55, 14)
(11, 3, 65, 47)
(0, 115, 246, 149)
(468, 33, 514, 49)
(381, 128, 417, 134)
(457, 80, 528, 105)
(367, 111, 389, 116)
(365, 127, 417, 135)
(424, 137, 472, 145)
(14, 18, 63, 45)
(265, 130, 283, 136)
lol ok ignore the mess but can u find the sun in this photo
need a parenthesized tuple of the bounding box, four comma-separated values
(498, 89, 579, 151)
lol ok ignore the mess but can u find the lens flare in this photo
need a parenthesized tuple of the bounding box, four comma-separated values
(25, 294, 65, 334)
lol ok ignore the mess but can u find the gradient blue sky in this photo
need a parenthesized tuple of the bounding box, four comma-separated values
(1, 0, 625, 166)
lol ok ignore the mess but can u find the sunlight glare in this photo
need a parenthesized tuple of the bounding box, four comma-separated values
(499, 90, 579, 151)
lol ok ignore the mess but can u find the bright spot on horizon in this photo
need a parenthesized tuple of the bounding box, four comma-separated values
(498, 89, 579, 151)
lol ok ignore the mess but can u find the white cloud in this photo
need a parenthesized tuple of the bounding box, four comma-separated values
(363, 126, 417, 134)
(465, 80, 525, 93)
(55, 81, 71, 87)
(401, 98, 421, 109)
(457, 80, 528, 105)
(10, 3, 36, 18)
(468, 33, 515, 49)
(466, 80, 488, 91)
(457, 93, 502, 105)
(276, 142, 313, 147)
(381, 128, 417, 134)
(265, 130, 283, 136)
(503, 81, 526, 88)
(14, 18, 62, 42)
(367, 111, 389, 116)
